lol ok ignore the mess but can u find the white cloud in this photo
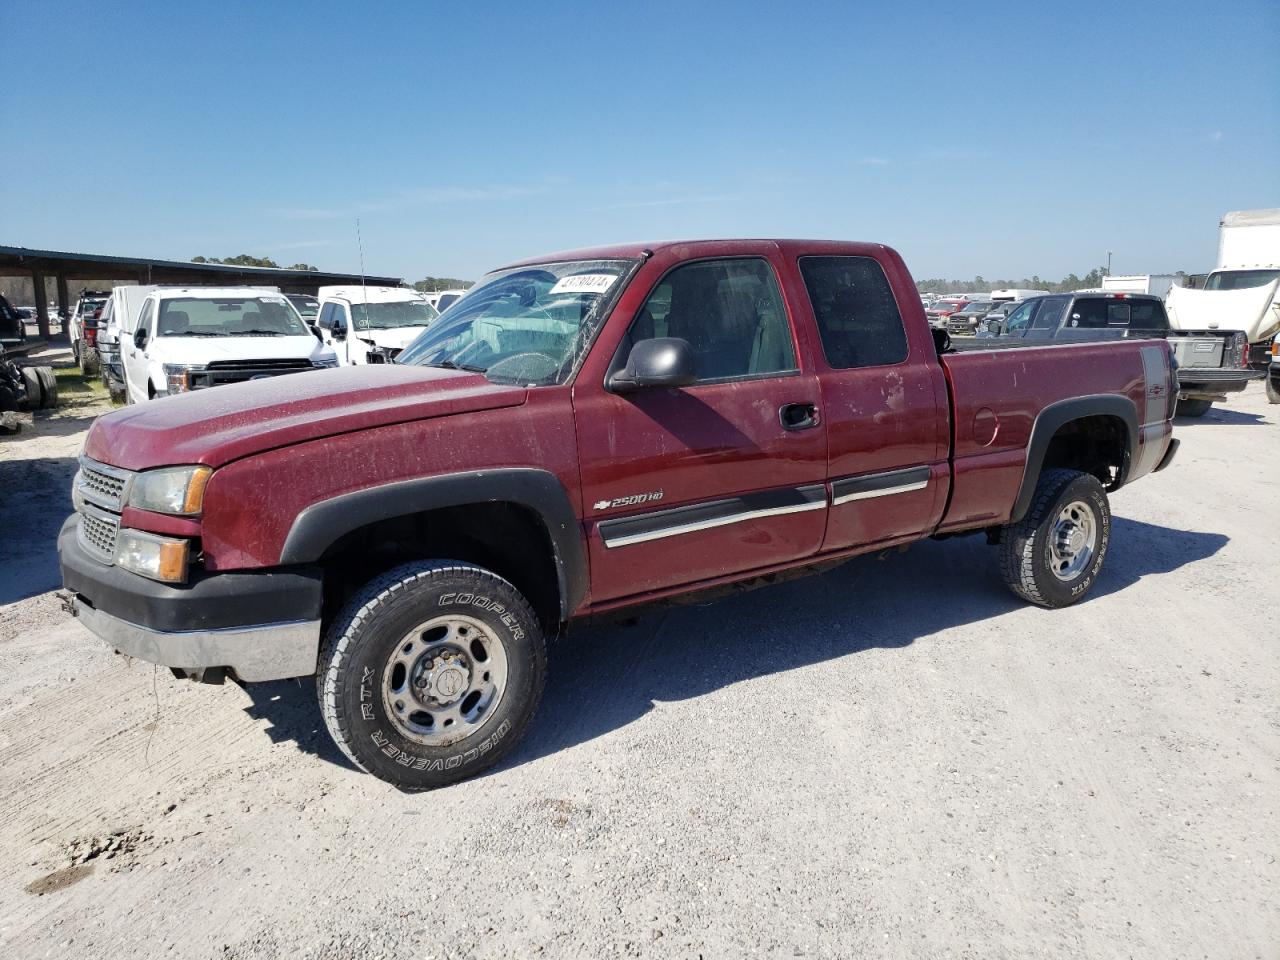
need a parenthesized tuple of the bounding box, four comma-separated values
(1210, 130, 1224, 141)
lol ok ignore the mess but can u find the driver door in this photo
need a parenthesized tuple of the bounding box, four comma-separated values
(123, 299, 155, 403)
(318, 302, 353, 364)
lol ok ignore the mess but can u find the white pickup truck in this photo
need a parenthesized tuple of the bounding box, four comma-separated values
(314, 285, 439, 365)
(119, 287, 337, 403)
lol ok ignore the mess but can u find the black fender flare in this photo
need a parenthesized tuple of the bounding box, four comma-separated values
(1010, 394, 1138, 523)
(279, 468, 587, 620)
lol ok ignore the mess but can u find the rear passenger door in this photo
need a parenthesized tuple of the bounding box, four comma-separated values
(793, 254, 950, 552)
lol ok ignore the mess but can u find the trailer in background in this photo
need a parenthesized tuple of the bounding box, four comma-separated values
(1100, 274, 1182, 298)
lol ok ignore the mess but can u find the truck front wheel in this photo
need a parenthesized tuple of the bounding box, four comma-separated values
(1266, 377, 1280, 405)
(997, 468, 1111, 609)
(317, 560, 546, 790)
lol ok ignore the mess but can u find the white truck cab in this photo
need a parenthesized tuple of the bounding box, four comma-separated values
(120, 287, 337, 404)
(314, 285, 439, 365)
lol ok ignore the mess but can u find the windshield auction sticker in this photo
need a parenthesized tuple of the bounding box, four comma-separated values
(549, 274, 617, 295)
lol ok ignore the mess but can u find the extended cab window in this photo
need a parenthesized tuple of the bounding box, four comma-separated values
(799, 256, 908, 368)
(1004, 300, 1035, 335)
(631, 258, 796, 383)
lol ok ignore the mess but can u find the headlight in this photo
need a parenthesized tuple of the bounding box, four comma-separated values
(163, 363, 205, 393)
(128, 465, 212, 516)
(114, 529, 189, 583)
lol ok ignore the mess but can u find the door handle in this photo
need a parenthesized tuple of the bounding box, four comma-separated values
(779, 402, 819, 431)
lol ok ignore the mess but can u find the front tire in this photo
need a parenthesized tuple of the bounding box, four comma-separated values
(998, 468, 1111, 608)
(317, 561, 546, 790)
(1176, 398, 1212, 418)
(1266, 377, 1280, 405)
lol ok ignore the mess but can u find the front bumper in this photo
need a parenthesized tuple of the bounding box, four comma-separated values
(59, 516, 323, 681)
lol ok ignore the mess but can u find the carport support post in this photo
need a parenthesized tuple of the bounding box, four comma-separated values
(56, 275, 70, 333)
(31, 270, 50, 341)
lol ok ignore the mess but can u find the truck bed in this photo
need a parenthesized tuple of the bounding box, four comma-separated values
(936, 338, 1170, 533)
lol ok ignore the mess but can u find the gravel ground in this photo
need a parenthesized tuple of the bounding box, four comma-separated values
(0, 377, 1276, 960)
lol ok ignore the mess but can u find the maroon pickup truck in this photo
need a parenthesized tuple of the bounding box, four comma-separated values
(59, 240, 1179, 789)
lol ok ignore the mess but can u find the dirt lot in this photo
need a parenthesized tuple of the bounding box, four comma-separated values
(0, 374, 1276, 959)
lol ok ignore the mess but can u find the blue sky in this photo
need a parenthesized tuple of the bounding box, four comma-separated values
(2, 0, 1276, 283)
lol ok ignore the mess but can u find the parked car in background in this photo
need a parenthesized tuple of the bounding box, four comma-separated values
(925, 297, 970, 328)
(60, 238, 1178, 790)
(991, 288, 1051, 303)
(981, 301, 1020, 329)
(1267, 332, 1279, 404)
(286, 294, 321, 328)
(70, 290, 110, 374)
(0, 294, 27, 346)
(946, 300, 995, 335)
(118, 287, 337, 403)
(977, 291, 1262, 416)
(97, 286, 156, 402)
(425, 288, 469, 313)
(314, 286, 439, 365)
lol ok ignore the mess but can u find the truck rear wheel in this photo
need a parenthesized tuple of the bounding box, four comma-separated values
(35, 367, 58, 409)
(81, 346, 100, 376)
(1266, 378, 1280, 405)
(317, 560, 546, 790)
(998, 468, 1111, 609)
(19, 367, 42, 410)
(1175, 398, 1212, 418)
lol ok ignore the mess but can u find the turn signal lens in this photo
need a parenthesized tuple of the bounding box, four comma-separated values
(114, 530, 190, 584)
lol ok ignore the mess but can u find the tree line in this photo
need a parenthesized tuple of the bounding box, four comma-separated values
(413, 277, 472, 292)
(916, 267, 1188, 296)
(192, 255, 318, 270)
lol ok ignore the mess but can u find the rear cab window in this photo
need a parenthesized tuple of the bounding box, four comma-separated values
(798, 256, 908, 368)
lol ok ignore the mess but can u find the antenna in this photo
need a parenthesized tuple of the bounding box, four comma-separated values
(356, 217, 369, 311)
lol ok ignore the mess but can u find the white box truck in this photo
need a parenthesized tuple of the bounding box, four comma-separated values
(1166, 208, 1280, 370)
(1100, 274, 1182, 298)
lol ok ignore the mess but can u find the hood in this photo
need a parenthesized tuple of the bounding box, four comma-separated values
(86, 365, 526, 470)
(1165, 280, 1280, 342)
(151, 334, 327, 365)
(356, 327, 432, 351)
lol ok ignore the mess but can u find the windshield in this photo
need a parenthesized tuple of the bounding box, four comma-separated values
(397, 258, 636, 385)
(349, 299, 439, 330)
(157, 295, 310, 337)
(80, 299, 106, 314)
(437, 293, 462, 312)
(1203, 269, 1280, 291)
(961, 301, 993, 313)
(288, 296, 320, 318)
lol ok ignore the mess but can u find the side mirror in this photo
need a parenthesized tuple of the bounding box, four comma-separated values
(608, 337, 697, 393)
(134, 327, 148, 349)
(331, 322, 346, 341)
(987, 319, 1005, 336)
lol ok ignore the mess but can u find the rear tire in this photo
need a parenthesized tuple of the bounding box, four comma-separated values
(998, 468, 1111, 609)
(317, 560, 546, 790)
(35, 367, 58, 409)
(1266, 378, 1280, 405)
(1176, 398, 1212, 418)
(81, 346, 100, 376)
(19, 367, 42, 410)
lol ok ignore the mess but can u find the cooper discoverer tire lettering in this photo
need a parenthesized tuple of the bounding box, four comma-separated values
(316, 560, 546, 790)
(997, 468, 1111, 609)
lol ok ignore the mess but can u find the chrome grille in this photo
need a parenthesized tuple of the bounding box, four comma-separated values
(77, 457, 132, 510)
(77, 508, 120, 563)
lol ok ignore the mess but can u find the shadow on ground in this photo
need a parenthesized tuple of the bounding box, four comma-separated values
(242, 516, 1228, 774)
(1175, 406, 1272, 426)
(0, 454, 79, 605)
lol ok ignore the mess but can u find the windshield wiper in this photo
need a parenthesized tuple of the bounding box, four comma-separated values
(234, 329, 288, 336)
(425, 359, 487, 373)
